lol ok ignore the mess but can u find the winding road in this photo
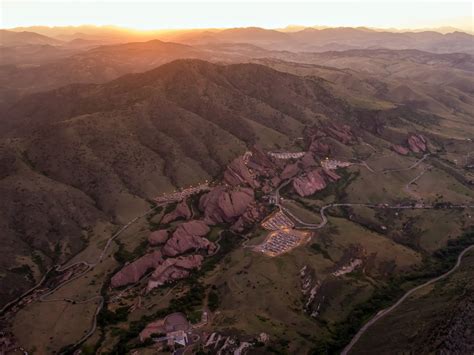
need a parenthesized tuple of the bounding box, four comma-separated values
(341, 243, 474, 355)
(1, 204, 163, 354)
(270, 154, 474, 355)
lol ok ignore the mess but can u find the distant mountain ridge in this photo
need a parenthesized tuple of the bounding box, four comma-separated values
(5, 26, 474, 55)
(0, 29, 62, 46)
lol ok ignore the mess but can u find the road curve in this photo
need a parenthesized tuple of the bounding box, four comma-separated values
(341, 244, 474, 355)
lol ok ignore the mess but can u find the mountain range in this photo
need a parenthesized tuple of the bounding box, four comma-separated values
(0, 24, 473, 354)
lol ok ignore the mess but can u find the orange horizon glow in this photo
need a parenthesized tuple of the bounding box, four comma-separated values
(1, 1, 473, 33)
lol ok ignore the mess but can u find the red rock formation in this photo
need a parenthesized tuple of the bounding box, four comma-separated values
(325, 122, 354, 144)
(161, 200, 192, 224)
(292, 168, 341, 197)
(301, 152, 318, 169)
(139, 319, 165, 341)
(199, 186, 255, 224)
(223, 156, 260, 188)
(147, 255, 204, 291)
(162, 220, 214, 257)
(281, 163, 300, 180)
(111, 251, 163, 288)
(309, 139, 331, 157)
(407, 134, 427, 153)
(246, 146, 277, 176)
(270, 176, 281, 188)
(293, 170, 327, 197)
(392, 144, 410, 155)
(306, 122, 354, 145)
(231, 202, 268, 232)
(148, 229, 169, 246)
(323, 168, 341, 182)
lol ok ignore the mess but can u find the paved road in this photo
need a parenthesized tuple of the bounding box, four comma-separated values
(341, 244, 474, 355)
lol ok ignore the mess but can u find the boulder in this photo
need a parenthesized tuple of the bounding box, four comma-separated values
(199, 186, 255, 224)
(293, 169, 327, 197)
(292, 168, 340, 197)
(325, 122, 354, 144)
(111, 251, 163, 288)
(392, 144, 409, 155)
(139, 319, 165, 342)
(407, 134, 427, 153)
(306, 122, 354, 145)
(224, 156, 260, 188)
(301, 152, 318, 169)
(231, 202, 268, 232)
(323, 168, 341, 182)
(147, 255, 204, 291)
(280, 163, 300, 180)
(270, 176, 281, 188)
(161, 200, 192, 224)
(246, 146, 277, 176)
(148, 229, 169, 246)
(162, 220, 213, 256)
(309, 139, 330, 157)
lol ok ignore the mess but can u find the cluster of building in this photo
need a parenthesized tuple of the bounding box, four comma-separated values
(154, 183, 210, 204)
(257, 230, 305, 257)
(321, 158, 352, 170)
(261, 211, 295, 231)
(139, 312, 201, 350)
(267, 151, 306, 160)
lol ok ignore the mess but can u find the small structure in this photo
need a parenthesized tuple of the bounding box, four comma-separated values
(139, 312, 191, 345)
(268, 151, 306, 160)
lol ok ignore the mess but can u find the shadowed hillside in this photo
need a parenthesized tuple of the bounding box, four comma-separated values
(0, 60, 353, 305)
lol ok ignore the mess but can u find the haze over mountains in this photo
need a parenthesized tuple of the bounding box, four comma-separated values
(1, 23, 473, 354)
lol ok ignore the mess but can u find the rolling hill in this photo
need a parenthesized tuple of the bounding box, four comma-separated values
(0, 29, 62, 46)
(0, 60, 351, 306)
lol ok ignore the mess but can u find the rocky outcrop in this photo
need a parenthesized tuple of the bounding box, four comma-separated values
(111, 251, 163, 288)
(162, 220, 213, 256)
(161, 200, 192, 224)
(147, 255, 204, 291)
(224, 156, 259, 188)
(307, 122, 354, 145)
(148, 229, 169, 246)
(323, 168, 341, 182)
(301, 152, 318, 169)
(292, 168, 340, 197)
(246, 146, 278, 177)
(325, 122, 354, 144)
(280, 163, 300, 180)
(392, 144, 410, 155)
(199, 186, 254, 224)
(407, 134, 427, 153)
(300, 265, 322, 318)
(309, 139, 331, 157)
(231, 202, 268, 232)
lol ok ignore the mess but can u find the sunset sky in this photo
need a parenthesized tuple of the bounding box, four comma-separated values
(1, 0, 473, 31)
